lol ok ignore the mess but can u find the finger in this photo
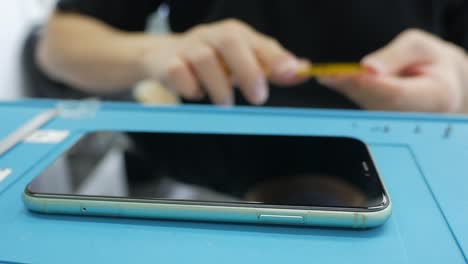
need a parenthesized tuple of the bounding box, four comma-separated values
(319, 72, 457, 112)
(208, 32, 268, 105)
(184, 45, 233, 105)
(160, 57, 202, 100)
(248, 33, 310, 85)
(362, 29, 437, 75)
(375, 72, 460, 112)
(318, 75, 406, 110)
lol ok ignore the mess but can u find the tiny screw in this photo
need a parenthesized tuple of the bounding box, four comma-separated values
(443, 124, 453, 139)
(414, 126, 421, 134)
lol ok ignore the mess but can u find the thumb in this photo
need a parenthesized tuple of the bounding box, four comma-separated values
(361, 29, 435, 75)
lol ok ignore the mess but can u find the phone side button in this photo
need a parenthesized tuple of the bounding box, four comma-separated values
(258, 214, 304, 225)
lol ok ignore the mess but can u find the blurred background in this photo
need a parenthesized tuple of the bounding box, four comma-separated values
(0, 0, 55, 99)
(0, 0, 173, 103)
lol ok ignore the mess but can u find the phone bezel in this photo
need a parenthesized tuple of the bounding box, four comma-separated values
(24, 188, 390, 213)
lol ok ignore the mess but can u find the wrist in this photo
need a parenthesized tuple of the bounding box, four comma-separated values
(448, 43, 468, 114)
(136, 33, 180, 81)
(453, 44, 468, 114)
(461, 51, 468, 113)
(123, 33, 160, 82)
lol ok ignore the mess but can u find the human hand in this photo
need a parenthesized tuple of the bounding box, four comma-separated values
(141, 19, 309, 105)
(318, 29, 468, 113)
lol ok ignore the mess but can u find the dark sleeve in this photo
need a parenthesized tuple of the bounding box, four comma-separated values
(444, 0, 468, 51)
(56, 0, 162, 32)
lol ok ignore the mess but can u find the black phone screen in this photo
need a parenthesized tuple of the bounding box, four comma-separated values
(26, 132, 389, 211)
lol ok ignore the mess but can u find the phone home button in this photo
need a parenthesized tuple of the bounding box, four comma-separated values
(258, 214, 304, 225)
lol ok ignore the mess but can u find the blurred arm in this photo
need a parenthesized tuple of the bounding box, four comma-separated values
(36, 12, 160, 94)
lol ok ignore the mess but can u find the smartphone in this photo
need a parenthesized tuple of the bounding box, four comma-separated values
(23, 131, 391, 228)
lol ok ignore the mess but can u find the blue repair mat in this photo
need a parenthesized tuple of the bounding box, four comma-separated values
(0, 99, 466, 264)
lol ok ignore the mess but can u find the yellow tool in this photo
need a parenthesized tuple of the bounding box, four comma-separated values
(296, 63, 365, 77)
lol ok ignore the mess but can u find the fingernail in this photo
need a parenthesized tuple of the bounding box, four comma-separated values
(219, 96, 234, 106)
(362, 57, 386, 75)
(317, 77, 337, 86)
(274, 58, 300, 78)
(193, 89, 205, 100)
(252, 77, 268, 105)
(297, 59, 311, 69)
